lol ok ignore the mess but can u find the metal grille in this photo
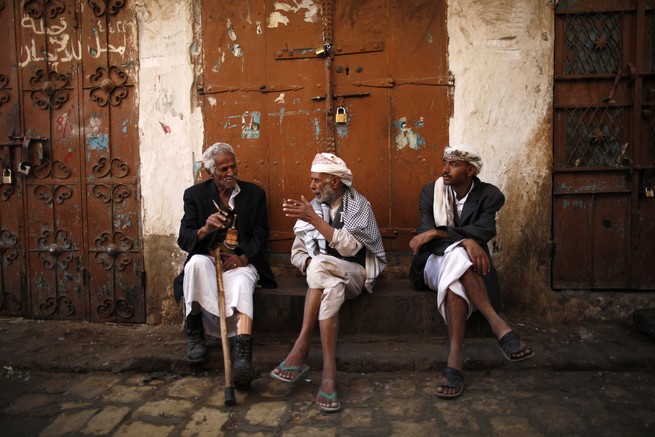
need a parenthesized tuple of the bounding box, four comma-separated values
(563, 107, 625, 167)
(564, 12, 622, 75)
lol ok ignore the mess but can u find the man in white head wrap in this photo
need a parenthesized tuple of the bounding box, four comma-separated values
(271, 152, 386, 413)
(408, 144, 534, 399)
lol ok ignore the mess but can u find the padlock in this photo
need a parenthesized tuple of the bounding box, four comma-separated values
(17, 162, 31, 176)
(646, 187, 654, 198)
(335, 106, 347, 124)
(2, 168, 12, 184)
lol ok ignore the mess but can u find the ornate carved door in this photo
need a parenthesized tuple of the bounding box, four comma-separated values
(0, 0, 144, 322)
(553, 0, 655, 289)
(198, 0, 452, 253)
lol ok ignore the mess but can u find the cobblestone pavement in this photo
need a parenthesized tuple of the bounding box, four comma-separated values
(1, 366, 653, 436)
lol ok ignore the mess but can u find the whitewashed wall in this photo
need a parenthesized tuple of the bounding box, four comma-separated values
(447, 1, 555, 318)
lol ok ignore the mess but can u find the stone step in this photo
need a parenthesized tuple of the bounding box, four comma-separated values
(252, 277, 492, 338)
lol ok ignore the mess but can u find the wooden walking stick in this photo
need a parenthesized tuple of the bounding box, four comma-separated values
(212, 248, 236, 405)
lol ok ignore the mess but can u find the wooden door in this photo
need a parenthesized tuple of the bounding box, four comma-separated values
(553, 0, 655, 289)
(199, 0, 452, 253)
(0, 0, 144, 322)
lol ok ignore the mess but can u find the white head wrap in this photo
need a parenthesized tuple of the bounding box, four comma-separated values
(443, 144, 483, 175)
(310, 153, 353, 187)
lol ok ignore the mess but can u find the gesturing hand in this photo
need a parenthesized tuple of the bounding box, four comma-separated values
(282, 196, 316, 222)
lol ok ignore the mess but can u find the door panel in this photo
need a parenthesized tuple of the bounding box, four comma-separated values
(0, 0, 144, 322)
(0, 0, 24, 315)
(200, 0, 452, 253)
(553, 0, 655, 289)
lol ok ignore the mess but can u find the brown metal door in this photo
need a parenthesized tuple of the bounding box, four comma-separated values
(553, 0, 655, 289)
(199, 0, 452, 253)
(0, 0, 144, 322)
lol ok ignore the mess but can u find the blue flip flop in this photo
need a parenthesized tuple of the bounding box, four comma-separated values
(317, 390, 341, 413)
(270, 361, 310, 383)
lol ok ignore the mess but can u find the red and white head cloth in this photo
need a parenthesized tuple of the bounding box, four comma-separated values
(311, 153, 353, 187)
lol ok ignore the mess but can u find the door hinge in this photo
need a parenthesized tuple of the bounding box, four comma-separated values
(352, 75, 455, 88)
(198, 84, 303, 95)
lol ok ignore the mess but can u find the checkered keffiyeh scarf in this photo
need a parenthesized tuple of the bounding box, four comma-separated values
(293, 187, 387, 292)
(341, 187, 385, 256)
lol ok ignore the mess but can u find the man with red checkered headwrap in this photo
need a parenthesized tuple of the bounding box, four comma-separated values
(270, 153, 386, 413)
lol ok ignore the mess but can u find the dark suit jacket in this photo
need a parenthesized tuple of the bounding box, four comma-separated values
(173, 179, 277, 302)
(409, 177, 504, 310)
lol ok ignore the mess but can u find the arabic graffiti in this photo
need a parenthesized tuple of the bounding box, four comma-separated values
(19, 15, 135, 70)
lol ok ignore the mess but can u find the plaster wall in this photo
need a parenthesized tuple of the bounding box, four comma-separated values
(447, 0, 554, 318)
(136, 0, 203, 323)
(136, 0, 655, 324)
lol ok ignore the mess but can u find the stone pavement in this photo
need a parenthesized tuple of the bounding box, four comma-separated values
(1, 316, 654, 436)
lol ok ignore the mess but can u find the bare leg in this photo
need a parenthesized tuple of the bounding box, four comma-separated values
(272, 288, 322, 380)
(235, 312, 252, 335)
(459, 268, 532, 359)
(316, 314, 340, 410)
(437, 290, 467, 396)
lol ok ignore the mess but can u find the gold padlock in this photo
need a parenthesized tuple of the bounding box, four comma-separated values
(2, 168, 12, 184)
(335, 106, 347, 124)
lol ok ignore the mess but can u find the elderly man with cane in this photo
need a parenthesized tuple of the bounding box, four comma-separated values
(270, 153, 386, 413)
(409, 144, 534, 399)
(173, 142, 277, 392)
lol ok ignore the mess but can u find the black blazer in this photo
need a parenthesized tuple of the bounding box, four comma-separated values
(409, 177, 504, 310)
(173, 179, 277, 302)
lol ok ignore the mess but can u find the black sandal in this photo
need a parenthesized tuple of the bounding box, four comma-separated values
(436, 367, 464, 399)
(498, 331, 535, 362)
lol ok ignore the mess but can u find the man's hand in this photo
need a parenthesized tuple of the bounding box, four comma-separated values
(409, 229, 438, 254)
(461, 239, 490, 275)
(197, 210, 229, 240)
(282, 196, 318, 223)
(221, 252, 248, 271)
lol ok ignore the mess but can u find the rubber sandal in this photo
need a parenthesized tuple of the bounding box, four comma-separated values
(436, 367, 464, 399)
(270, 361, 310, 383)
(498, 331, 535, 362)
(317, 390, 341, 413)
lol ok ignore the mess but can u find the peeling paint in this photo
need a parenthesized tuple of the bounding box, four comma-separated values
(279, 107, 285, 124)
(228, 43, 243, 58)
(241, 111, 260, 139)
(274, 93, 285, 104)
(267, 0, 318, 28)
(336, 122, 348, 138)
(227, 19, 237, 41)
(394, 117, 424, 150)
(313, 118, 321, 139)
(256, 20, 263, 35)
(86, 133, 109, 151)
(212, 49, 226, 73)
(207, 96, 217, 106)
(267, 11, 289, 28)
(121, 119, 128, 133)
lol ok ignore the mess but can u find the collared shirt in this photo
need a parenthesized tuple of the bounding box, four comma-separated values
(455, 180, 474, 216)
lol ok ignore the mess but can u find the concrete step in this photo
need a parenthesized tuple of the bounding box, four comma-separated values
(252, 277, 493, 338)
